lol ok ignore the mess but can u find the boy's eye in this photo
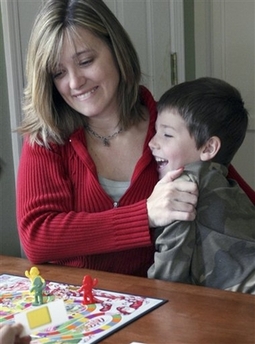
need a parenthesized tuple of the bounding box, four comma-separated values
(164, 134, 173, 138)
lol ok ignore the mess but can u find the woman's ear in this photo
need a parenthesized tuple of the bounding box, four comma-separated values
(200, 136, 221, 161)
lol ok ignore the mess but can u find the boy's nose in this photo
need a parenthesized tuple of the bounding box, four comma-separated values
(148, 136, 159, 150)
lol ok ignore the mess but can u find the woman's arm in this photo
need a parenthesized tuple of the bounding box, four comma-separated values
(17, 141, 152, 264)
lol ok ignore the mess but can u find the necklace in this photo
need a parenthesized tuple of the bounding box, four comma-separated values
(85, 125, 123, 147)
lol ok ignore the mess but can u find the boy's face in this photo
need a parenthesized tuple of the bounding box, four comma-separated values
(149, 109, 203, 179)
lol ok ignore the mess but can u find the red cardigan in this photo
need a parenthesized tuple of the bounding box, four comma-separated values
(17, 87, 158, 276)
(228, 164, 255, 204)
(17, 86, 255, 276)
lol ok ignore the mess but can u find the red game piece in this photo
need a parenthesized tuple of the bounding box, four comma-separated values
(78, 275, 99, 305)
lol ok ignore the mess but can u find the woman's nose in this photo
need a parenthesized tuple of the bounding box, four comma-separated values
(69, 70, 86, 90)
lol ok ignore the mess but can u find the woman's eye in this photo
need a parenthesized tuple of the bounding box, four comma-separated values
(164, 134, 173, 138)
(52, 70, 64, 79)
(79, 58, 93, 66)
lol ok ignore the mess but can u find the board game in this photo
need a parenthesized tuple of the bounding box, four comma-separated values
(0, 273, 166, 343)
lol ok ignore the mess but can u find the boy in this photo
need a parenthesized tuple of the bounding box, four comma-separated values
(148, 77, 255, 294)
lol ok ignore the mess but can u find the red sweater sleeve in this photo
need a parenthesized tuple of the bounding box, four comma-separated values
(228, 164, 255, 205)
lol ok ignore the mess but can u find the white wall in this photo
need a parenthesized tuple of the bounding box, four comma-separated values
(194, 0, 255, 188)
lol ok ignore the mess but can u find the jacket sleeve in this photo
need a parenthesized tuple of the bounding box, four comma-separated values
(148, 172, 196, 283)
(147, 220, 195, 283)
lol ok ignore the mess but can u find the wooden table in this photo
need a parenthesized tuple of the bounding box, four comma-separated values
(0, 255, 254, 344)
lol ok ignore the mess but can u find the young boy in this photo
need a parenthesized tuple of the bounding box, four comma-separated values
(148, 77, 255, 294)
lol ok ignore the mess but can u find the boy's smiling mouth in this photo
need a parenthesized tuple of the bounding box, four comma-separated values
(154, 156, 169, 169)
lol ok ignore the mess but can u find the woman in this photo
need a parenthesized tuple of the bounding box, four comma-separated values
(16, 0, 252, 276)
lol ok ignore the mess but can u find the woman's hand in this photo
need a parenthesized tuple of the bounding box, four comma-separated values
(147, 168, 198, 227)
(0, 324, 31, 344)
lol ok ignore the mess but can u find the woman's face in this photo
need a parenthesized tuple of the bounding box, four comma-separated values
(52, 27, 120, 120)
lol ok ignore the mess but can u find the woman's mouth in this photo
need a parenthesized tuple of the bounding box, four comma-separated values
(74, 86, 98, 101)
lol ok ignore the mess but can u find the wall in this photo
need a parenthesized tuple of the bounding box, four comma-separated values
(184, 0, 195, 81)
(0, 10, 21, 256)
(194, 0, 255, 188)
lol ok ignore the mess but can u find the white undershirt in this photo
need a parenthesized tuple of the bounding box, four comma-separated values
(98, 176, 130, 202)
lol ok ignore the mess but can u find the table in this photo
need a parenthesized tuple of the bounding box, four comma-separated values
(0, 255, 254, 343)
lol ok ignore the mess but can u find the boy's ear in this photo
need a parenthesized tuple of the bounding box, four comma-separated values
(200, 136, 221, 161)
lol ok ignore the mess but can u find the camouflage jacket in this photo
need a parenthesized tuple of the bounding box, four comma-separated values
(148, 161, 255, 294)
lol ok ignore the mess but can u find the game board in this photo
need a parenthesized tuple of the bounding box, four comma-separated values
(0, 274, 166, 343)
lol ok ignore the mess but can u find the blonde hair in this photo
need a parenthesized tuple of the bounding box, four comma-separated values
(20, 0, 143, 146)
